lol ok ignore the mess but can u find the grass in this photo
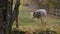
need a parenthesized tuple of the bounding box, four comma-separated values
(12, 6, 60, 34)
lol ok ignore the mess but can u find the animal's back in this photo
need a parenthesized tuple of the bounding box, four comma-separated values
(36, 9, 47, 17)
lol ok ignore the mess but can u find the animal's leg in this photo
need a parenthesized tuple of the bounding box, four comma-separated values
(43, 13, 47, 25)
(41, 17, 46, 25)
(44, 17, 47, 24)
(41, 17, 43, 24)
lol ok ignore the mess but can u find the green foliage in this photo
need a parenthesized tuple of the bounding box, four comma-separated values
(56, 0, 60, 9)
(20, 0, 24, 5)
(46, 0, 57, 9)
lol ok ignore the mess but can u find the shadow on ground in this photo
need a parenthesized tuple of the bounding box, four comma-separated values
(11, 28, 57, 34)
(12, 30, 25, 34)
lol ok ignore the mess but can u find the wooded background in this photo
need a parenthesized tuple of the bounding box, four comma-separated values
(20, 0, 60, 18)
